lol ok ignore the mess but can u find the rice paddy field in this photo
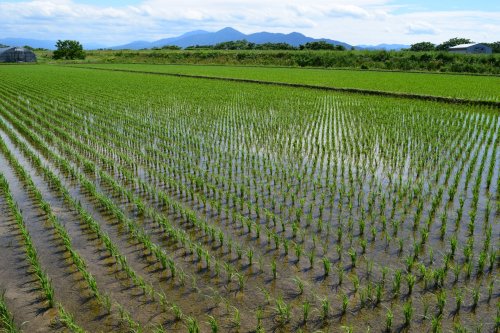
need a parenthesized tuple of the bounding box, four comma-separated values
(71, 63, 500, 102)
(0, 64, 498, 333)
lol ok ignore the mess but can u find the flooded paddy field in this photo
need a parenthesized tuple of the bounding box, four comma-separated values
(0, 64, 498, 332)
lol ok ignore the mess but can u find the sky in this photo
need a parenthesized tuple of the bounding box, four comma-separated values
(0, 0, 499, 46)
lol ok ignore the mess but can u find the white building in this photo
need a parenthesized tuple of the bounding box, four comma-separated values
(449, 43, 492, 54)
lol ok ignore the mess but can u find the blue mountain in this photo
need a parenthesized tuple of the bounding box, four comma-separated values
(110, 27, 351, 49)
(2, 29, 407, 51)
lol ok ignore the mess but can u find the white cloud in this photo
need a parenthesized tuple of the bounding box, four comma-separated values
(406, 22, 438, 35)
(0, 0, 498, 45)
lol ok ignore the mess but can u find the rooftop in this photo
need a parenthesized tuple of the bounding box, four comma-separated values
(449, 43, 486, 49)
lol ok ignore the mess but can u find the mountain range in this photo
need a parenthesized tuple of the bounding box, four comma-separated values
(0, 28, 409, 51)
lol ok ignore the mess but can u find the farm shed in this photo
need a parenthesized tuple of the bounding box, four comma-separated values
(0, 46, 37, 63)
(449, 43, 492, 54)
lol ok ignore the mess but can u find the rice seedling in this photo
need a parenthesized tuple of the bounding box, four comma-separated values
(320, 297, 330, 321)
(186, 316, 199, 333)
(274, 297, 291, 326)
(0, 291, 19, 333)
(302, 300, 311, 323)
(403, 301, 413, 326)
(385, 308, 393, 332)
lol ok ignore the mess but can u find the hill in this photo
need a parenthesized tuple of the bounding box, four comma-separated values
(111, 27, 351, 50)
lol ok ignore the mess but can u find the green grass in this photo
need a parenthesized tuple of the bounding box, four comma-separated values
(70, 63, 500, 101)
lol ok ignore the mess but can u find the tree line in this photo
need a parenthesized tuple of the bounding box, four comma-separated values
(183, 40, 347, 51)
(409, 38, 500, 53)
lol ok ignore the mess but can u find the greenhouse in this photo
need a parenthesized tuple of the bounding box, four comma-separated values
(0, 46, 37, 63)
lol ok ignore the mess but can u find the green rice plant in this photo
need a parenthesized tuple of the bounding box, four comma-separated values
(322, 256, 332, 277)
(337, 264, 345, 286)
(274, 297, 291, 326)
(320, 297, 330, 321)
(57, 304, 85, 333)
(385, 308, 393, 332)
(351, 275, 360, 293)
(342, 326, 353, 333)
(448, 236, 459, 258)
(235, 273, 245, 291)
(153, 324, 167, 333)
(393, 270, 402, 297)
(431, 315, 442, 333)
(488, 280, 494, 303)
(0, 291, 19, 333)
(271, 259, 277, 279)
(453, 264, 461, 282)
(308, 251, 315, 268)
(453, 322, 467, 333)
(206, 315, 218, 333)
(348, 248, 357, 267)
(423, 297, 430, 319)
(259, 287, 272, 305)
(231, 307, 240, 328)
(246, 248, 254, 266)
(436, 290, 446, 316)
(406, 273, 416, 295)
(255, 307, 263, 331)
(403, 301, 413, 326)
(472, 287, 480, 311)
(341, 292, 349, 316)
(38, 270, 55, 308)
(455, 289, 463, 313)
(294, 243, 303, 263)
(302, 300, 311, 323)
(186, 316, 199, 333)
(293, 276, 305, 295)
(170, 303, 183, 321)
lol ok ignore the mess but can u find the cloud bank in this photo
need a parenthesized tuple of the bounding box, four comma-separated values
(0, 0, 498, 45)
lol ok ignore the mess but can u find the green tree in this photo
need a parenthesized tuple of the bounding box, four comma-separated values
(410, 42, 435, 52)
(213, 40, 255, 50)
(484, 41, 500, 53)
(53, 40, 85, 60)
(436, 38, 473, 51)
(300, 41, 345, 50)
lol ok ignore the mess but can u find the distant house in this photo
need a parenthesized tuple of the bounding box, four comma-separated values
(449, 43, 492, 54)
(0, 46, 37, 63)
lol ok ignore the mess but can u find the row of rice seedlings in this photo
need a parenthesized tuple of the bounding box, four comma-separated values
(9, 94, 360, 324)
(1, 81, 316, 328)
(2, 97, 268, 295)
(0, 131, 141, 331)
(0, 101, 233, 329)
(0, 173, 55, 308)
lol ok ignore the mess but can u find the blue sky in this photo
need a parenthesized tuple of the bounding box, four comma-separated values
(0, 0, 499, 46)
